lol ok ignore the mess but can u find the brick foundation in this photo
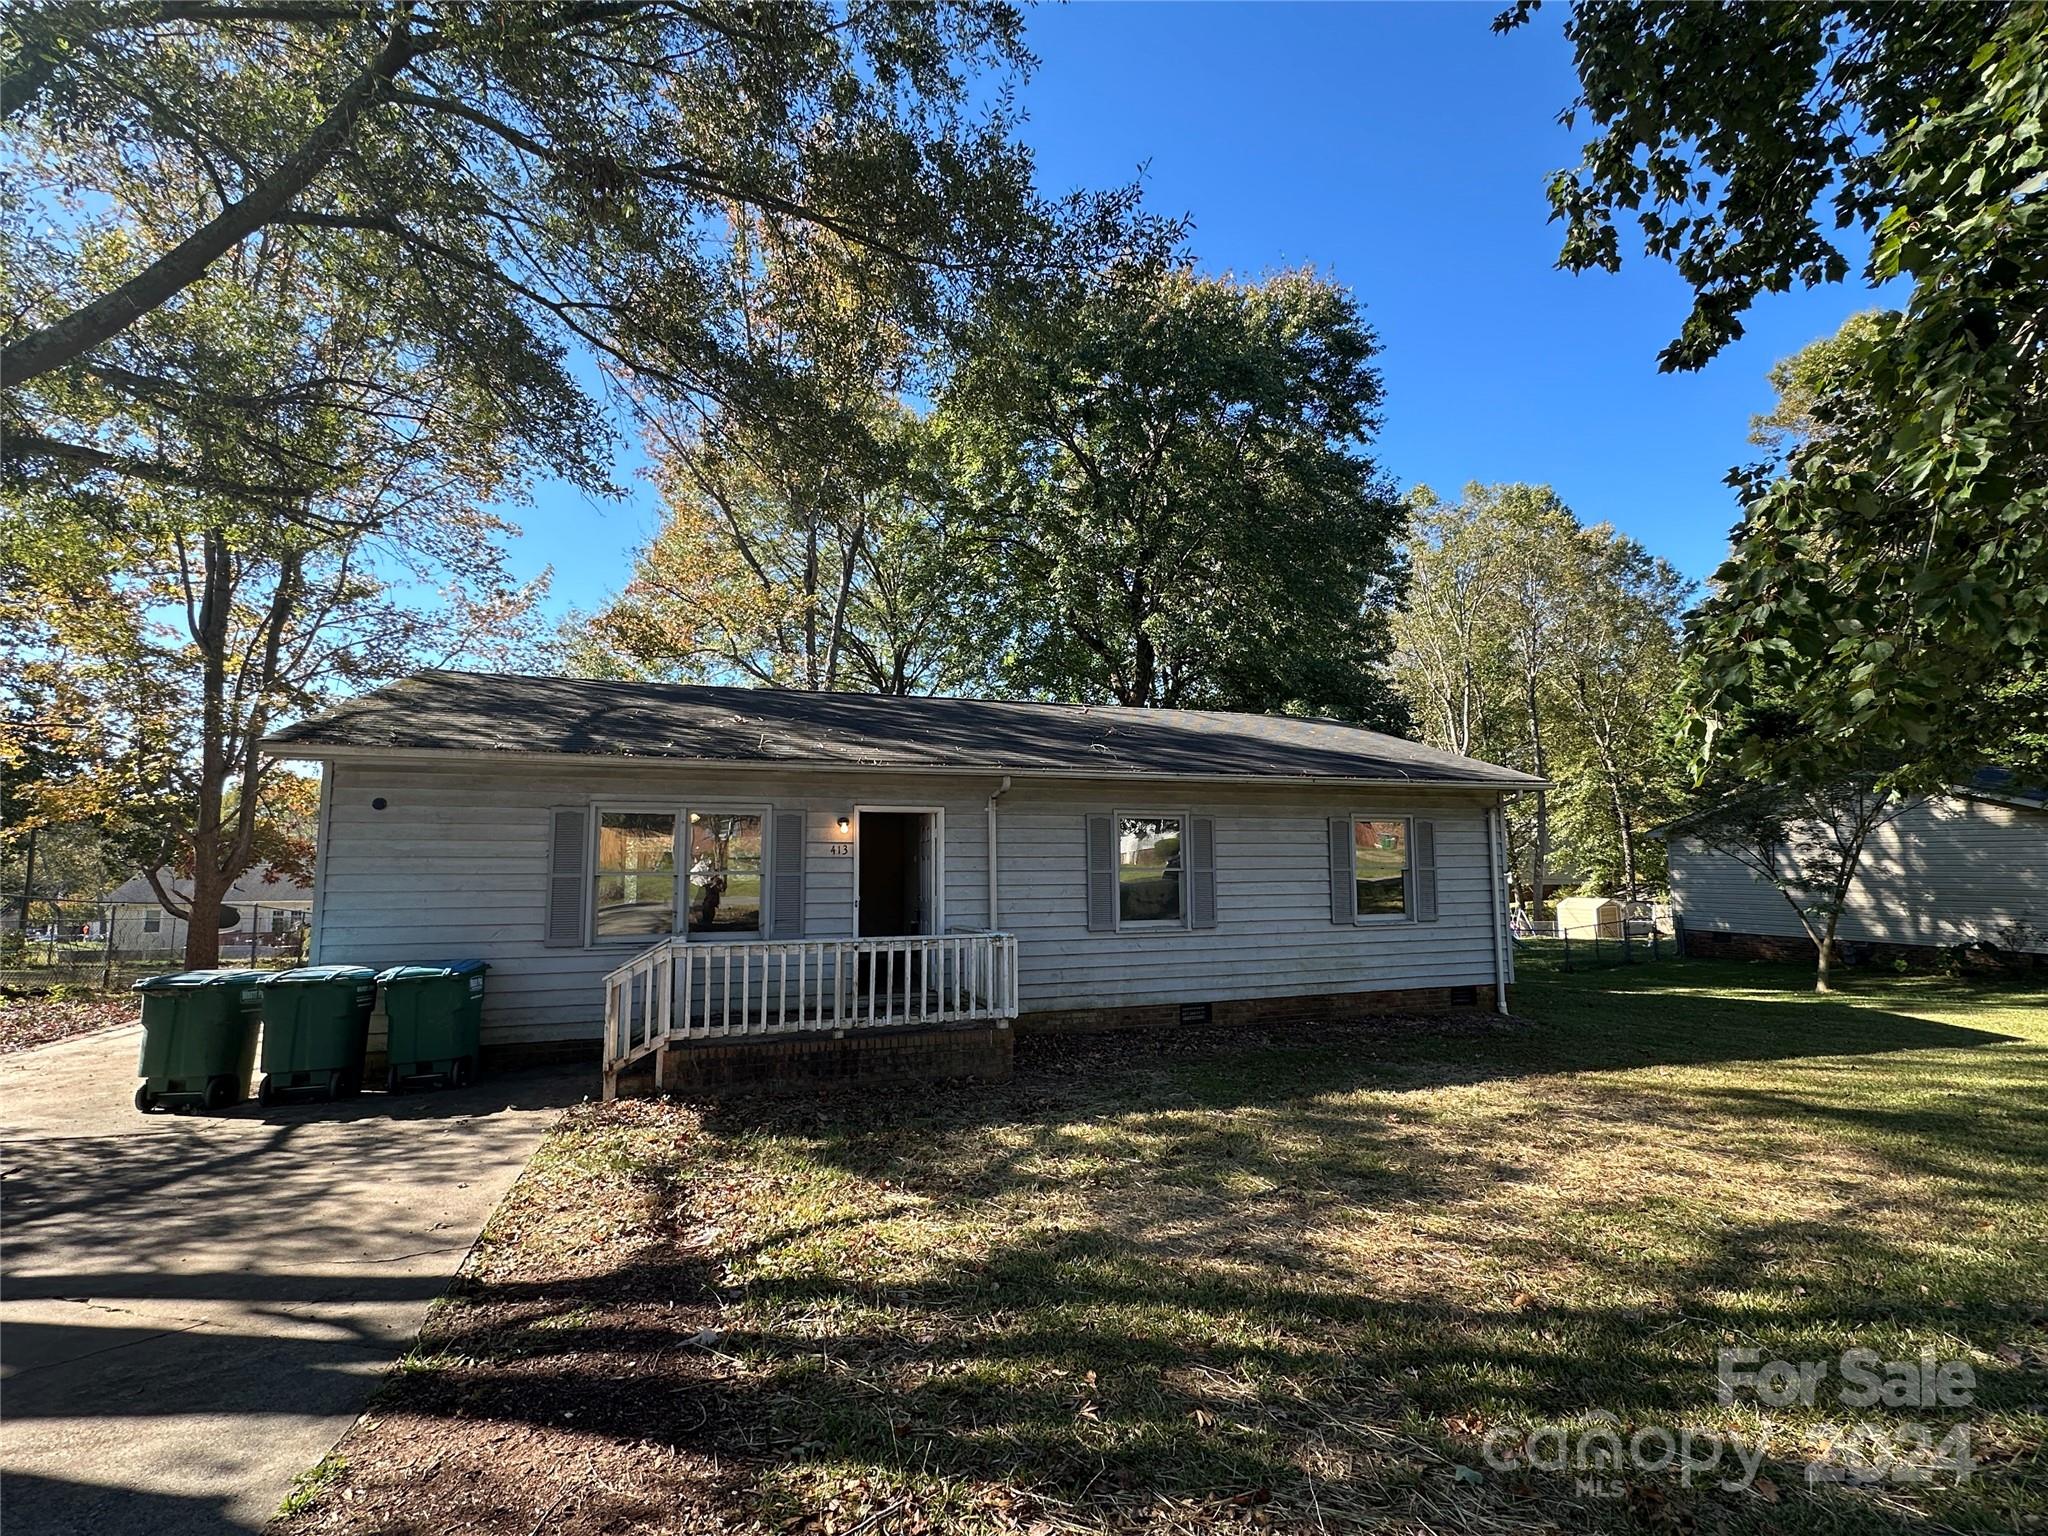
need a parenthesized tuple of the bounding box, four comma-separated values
(1016, 983, 1496, 1036)
(621, 1020, 1014, 1096)
(1683, 928, 2044, 975)
(1681, 929, 1816, 963)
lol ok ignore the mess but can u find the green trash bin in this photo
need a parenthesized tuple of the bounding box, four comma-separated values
(376, 960, 487, 1091)
(132, 969, 280, 1114)
(257, 965, 378, 1104)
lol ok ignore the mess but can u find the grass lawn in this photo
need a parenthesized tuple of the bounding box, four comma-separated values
(277, 953, 2047, 1535)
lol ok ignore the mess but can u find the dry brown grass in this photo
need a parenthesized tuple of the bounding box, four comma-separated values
(274, 958, 2048, 1535)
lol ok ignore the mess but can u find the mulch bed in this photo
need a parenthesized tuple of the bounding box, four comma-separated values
(0, 993, 135, 1053)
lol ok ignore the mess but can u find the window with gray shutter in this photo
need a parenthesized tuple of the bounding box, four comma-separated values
(1328, 817, 1355, 924)
(1412, 817, 1439, 922)
(769, 809, 806, 938)
(1085, 814, 1116, 932)
(545, 807, 588, 947)
(1187, 816, 1217, 929)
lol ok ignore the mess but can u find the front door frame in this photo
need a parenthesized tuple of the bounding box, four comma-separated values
(851, 804, 946, 936)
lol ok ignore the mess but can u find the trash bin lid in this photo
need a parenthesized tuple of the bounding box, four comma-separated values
(132, 968, 286, 992)
(260, 964, 379, 987)
(374, 959, 489, 984)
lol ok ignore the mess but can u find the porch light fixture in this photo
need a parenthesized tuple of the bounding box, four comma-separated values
(836, 815, 851, 832)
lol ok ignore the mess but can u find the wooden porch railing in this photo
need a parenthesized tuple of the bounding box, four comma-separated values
(603, 931, 1019, 1095)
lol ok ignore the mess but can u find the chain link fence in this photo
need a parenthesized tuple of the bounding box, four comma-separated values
(1511, 900, 1675, 973)
(0, 897, 310, 991)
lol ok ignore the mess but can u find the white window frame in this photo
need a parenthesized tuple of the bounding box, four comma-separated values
(588, 801, 772, 946)
(1350, 812, 1417, 926)
(1113, 809, 1192, 932)
(142, 907, 162, 933)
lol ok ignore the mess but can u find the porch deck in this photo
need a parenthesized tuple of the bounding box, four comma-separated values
(602, 931, 1020, 1097)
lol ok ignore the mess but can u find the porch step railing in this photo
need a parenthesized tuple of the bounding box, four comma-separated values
(603, 931, 1019, 1091)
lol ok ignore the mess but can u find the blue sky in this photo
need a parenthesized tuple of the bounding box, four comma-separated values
(509, 1, 1897, 617)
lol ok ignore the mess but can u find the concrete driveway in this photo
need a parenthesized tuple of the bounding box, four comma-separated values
(1, 1022, 592, 1535)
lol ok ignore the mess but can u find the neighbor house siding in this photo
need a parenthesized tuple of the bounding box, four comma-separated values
(1668, 793, 2048, 954)
(310, 759, 1510, 1049)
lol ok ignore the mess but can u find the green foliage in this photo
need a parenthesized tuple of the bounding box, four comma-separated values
(2, 1, 1077, 491)
(1392, 483, 1692, 900)
(935, 260, 1408, 719)
(581, 402, 987, 694)
(1508, 1, 2047, 785)
(2, 235, 547, 963)
(1746, 309, 1889, 454)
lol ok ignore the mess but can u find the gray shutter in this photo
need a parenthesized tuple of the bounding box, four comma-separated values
(1329, 817, 1355, 925)
(545, 807, 588, 947)
(1085, 814, 1117, 932)
(770, 809, 806, 938)
(1413, 817, 1439, 922)
(1187, 816, 1217, 929)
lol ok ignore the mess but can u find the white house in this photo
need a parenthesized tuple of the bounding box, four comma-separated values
(103, 865, 314, 959)
(1667, 771, 2048, 964)
(262, 671, 1541, 1092)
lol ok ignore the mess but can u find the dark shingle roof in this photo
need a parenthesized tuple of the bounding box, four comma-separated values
(1962, 767, 2047, 809)
(262, 671, 1543, 788)
(105, 864, 312, 906)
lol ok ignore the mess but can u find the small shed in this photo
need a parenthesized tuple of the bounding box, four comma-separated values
(1555, 895, 1624, 940)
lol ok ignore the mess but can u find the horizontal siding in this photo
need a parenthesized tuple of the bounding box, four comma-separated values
(1669, 794, 2048, 952)
(312, 762, 1000, 1047)
(311, 760, 1509, 1047)
(997, 781, 1502, 1013)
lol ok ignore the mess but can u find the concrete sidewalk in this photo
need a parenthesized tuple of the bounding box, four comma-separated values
(1, 1023, 592, 1535)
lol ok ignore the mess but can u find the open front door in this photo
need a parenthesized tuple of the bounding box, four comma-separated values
(915, 814, 940, 935)
(856, 809, 943, 938)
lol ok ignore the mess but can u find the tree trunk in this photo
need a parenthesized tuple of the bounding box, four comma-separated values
(1814, 915, 1836, 993)
(182, 864, 227, 968)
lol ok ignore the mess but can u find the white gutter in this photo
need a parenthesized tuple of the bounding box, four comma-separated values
(987, 774, 1011, 928)
(1484, 798, 1510, 1015)
(260, 741, 1547, 793)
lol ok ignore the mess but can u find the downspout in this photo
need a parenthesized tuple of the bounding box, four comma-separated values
(987, 775, 1011, 930)
(1484, 797, 1509, 1015)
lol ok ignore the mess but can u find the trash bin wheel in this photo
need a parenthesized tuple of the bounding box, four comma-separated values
(203, 1075, 237, 1113)
(385, 1066, 403, 1095)
(450, 1057, 472, 1090)
(336, 1068, 362, 1098)
(134, 1084, 156, 1114)
(256, 1074, 278, 1107)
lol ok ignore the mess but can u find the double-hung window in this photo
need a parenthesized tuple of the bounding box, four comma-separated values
(1117, 815, 1185, 926)
(684, 812, 763, 934)
(594, 811, 678, 938)
(1352, 816, 1411, 920)
(593, 808, 764, 941)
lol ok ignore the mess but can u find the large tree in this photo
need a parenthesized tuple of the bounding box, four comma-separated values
(1392, 483, 1690, 907)
(1503, 1, 2046, 784)
(3, 236, 546, 966)
(937, 260, 1408, 720)
(578, 402, 986, 694)
(2, 0, 1093, 514)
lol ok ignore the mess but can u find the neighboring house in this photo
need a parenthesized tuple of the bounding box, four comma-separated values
(262, 671, 1541, 1092)
(1666, 771, 2048, 963)
(104, 865, 314, 958)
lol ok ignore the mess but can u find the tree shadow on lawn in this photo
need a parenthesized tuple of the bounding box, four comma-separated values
(272, 983, 2045, 1535)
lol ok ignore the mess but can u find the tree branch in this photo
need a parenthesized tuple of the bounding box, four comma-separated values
(1, 11, 424, 384)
